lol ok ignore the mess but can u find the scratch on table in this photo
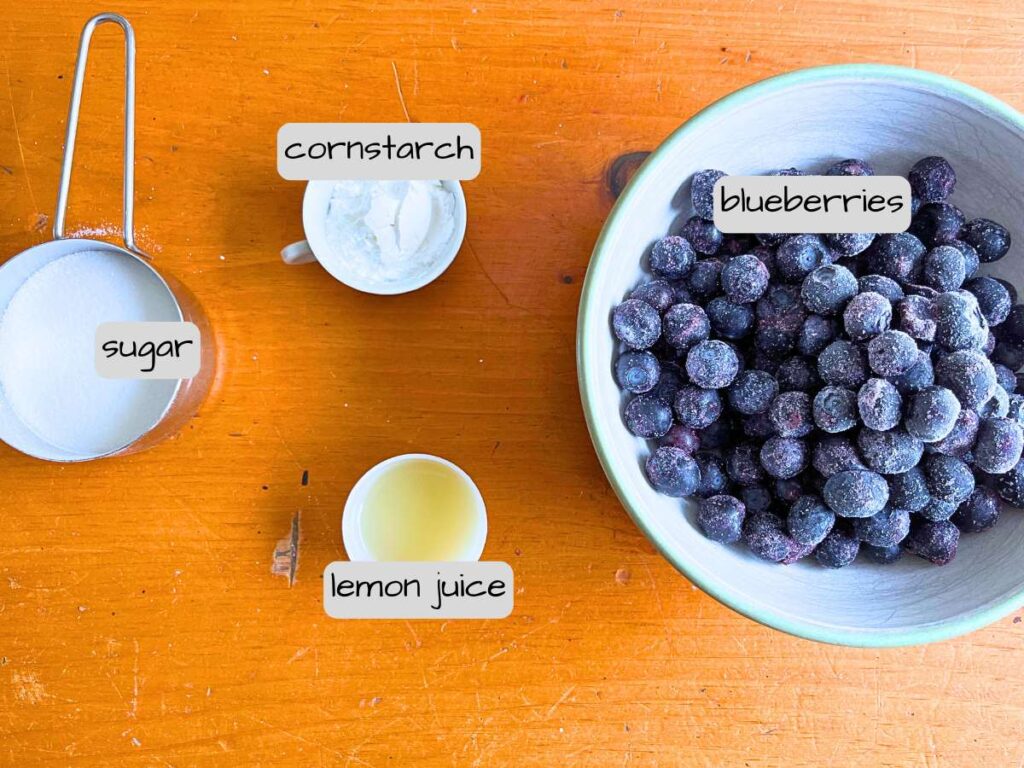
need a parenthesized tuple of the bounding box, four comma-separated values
(271, 512, 301, 586)
(3, 55, 37, 213)
(544, 685, 576, 719)
(12, 671, 48, 705)
(129, 639, 140, 718)
(391, 61, 412, 122)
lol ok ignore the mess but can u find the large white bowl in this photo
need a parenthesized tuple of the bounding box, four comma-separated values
(577, 65, 1024, 646)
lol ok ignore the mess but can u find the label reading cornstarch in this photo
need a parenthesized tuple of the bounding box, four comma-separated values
(323, 562, 513, 620)
(713, 176, 912, 234)
(95, 322, 201, 379)
(277, 123, 481, 181)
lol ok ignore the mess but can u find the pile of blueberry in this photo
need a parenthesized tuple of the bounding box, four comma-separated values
(611, 156, 1024, 568)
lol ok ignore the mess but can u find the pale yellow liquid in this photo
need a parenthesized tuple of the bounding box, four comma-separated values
(360, 459, 480, 561)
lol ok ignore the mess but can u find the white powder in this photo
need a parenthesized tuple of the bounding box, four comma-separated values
(323, 180, 456, 283)
(0, 250, 179, 457)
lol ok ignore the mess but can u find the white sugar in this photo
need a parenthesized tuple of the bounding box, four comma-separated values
(0, 250, 179, 456)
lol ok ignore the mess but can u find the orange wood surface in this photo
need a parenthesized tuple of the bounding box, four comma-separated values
(2, 1, 1024, 765)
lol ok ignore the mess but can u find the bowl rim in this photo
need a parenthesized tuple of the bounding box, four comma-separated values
(577, 63, 1024, 647)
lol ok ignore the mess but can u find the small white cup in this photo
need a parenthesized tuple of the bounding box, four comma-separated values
(342, 453, 487, 562)
(280, 180, 467, 295)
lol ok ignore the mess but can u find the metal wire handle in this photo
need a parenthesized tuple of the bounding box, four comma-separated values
(53, 13, 137, 253)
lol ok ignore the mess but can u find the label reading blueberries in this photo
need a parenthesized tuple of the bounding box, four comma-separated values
(713, 176, 912, 234)
(95, 322, 201, 379)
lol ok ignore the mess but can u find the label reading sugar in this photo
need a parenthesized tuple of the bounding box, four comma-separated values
(323, 561, 513, 619)
(713, 175, 912, 234)
(95, 322, 201, 379)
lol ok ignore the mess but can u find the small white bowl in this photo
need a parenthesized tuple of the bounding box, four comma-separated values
(341, 454, 487, 562)
(281, 180, 467, 295)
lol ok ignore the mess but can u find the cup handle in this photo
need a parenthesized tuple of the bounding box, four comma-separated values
(281, 240, 318, 265)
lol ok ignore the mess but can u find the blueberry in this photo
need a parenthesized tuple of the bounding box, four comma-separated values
(857, 378, 903, 432)
(662, 302, 710, 351)
(983, 329, 997, 356)
(727, 369, 778, 415)
(623, 394, 673, 438)
(644, 447, 701, 497)
(921, 245, 966, 292)
(928, 408, 980, 457)
(674, 385, 722, 429)
(772, 167, 805, 176)
(887, 467, 930, 512)
(978, 385, 1010, 418)
(992, 337, 1024, 371)
(918, 497, 956, 522)
(660, 424, 701, 455)
(843, 291, 892, 340)
(906, 386, 961, 443)
(755, 328, 797, 358)
(705, 297, 754, 339)
(813, 435, 867, 476)
(615, 351, 661, 393)
(909, 202, 964, 246)
(698, 418, 734, 451)
(686, 258, 723, 299)
(727, 443, 766, 486)
(852, 505, 911, 547)
(742, 512, 793, 562)
(681, 215, 723, 256)
(691, 169, 726, 219)
(823, 469, 889, 517)
(905, 519, 959, 565)
(1009, 394, 1024, 426)
(893, 350, 935, 395)
(818, 340, 868, 388)
(858, 274, 904, 302)
(776, 356, 820, 393)
(801, 264, 858, 315)
(997, 459, 1024, 507)
(857, 427, 924, 475)
(718, 233, 758, 257)
(612, 298, 661, 349)
(797, 314, 838, 356)
(756, 285, 807, 336)
(934, 349, 997, 408)
(908, 156, 956, 202)
(933, 290, 988, 350)
(867, 330, 918, 377)
(721, 254, 770, 304)
(999, 279, 1019, 305)
(651, 365, 683, 404)
(650, 235, 696, 278)
(948, 239, 980, 279)
(787, 495, 836, 546)
(961, 218, 1011, 263)
(629, 279, 676, 313)
(697, 495, 746, 543)
(995, 363, 1018, 394)
(760, 436, 808, 479)
(865, 543, 903, 564)
(826, 158, 874, 176)
(694, 452, 728, 497)
(768, 391, 813, 437)
(974, 417, 1024, 474)
(686, 340, 740, 388)
(866, 233, 926, 283)
(774, 478, 804, 505)
(742, 411, 776, 440)
(776, 234, 832, 282)
(826, 232, 875, 257)
(923, 454, 975, 504)
(813, 386, 857, 433)
(950, 486, 1000, 534)
(964, 276, 1011, 327)
(815, 529, 860, 568)
(895, 295, 936, 342)
(740, 485, 773, 515)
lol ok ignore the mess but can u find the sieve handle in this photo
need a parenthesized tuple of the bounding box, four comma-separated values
(53, 13, 138, 254)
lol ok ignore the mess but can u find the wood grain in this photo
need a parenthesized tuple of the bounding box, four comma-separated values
(1, 1, 1023, 765)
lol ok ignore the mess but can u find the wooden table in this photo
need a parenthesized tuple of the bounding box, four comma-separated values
(2, 1, 1023, 765)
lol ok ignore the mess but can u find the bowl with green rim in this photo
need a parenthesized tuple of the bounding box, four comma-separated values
(577, 64, 1024, 646)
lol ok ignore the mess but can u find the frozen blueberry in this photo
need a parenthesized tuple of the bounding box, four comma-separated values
(974, 417, 1024, 474)
(858, 274, 903, 302)
(760, 436, 808, 479)
(866, 232, 926, 283)
(918, 497, 956, 522)
(742, 411, 776, 440)
(727, 369, 778, 415)
(694, 452, 728, 498)
(681, 216, 723, 256)
(615, 351, 661, 393)
(867, 330, 918, 377)
(691, 169, 726, 219)
(923, 454, 975, 504)
(686, 340, 740, 388)
(756, 284, 807, 336)
(826, 158, 874, 176)
(718, 233, 758, 257)
(852, 505, 911, 547)
(727, 443, 766, 486)
(921, 245, 966, 292)
(818, 340, 868, 388)
(933, 290, 988, 351)
(906, 386, 961, 443)
(992, 337, 1024, 371)
(651, 366, 683, 404)
(909, 156, 956, 202)
(776, 234, 832, 282)
(686, 258, 723, 299)
(964, 276, 1012, 326)
(697, 495, 746, 543)
(948, 239, 980, 279)
(623, 394, 673, 438)
(813, 386, 857, 433)
(995, 363, 1018, 394)
(742, 512, 793, 562)
(896, 295, 936, 342)
(645, 447, 701, 497)
(905, 520, 959, 565)
(952, 486, 1001, 533)
(705, 297, 754, 339)
(934, 349, 997, 408)
(813, 435, 866, 476)
(823, 469, 889, 517)
(774, 478, 804, 505)
(893, 350, 935, 395)
(629, 279, 676, 313)
(857, 427, 924, 475)
(857, 378, 902, 432)
(1009, 394, 1024, 426)
(979, 385, 1010, 418)
(768, 391, 813, 438)
(815, 529, 861, 568)
(909, 202, 964, 247)
(776, 356, 820, 393)
(826, 232, 875, 258)
(787, 495, 835, 546)
(660, 424, 701, 456)
(801, 264, 858, 315)
(612, 298, 661, 349)
(650, 235, 696, 278)
(999, 279, 1019, 305)
(674, 385, 722, 429)
(998, 459, 1024, 507)
(772, 167, 805, 176)
(865, 543, 903, 564)
(721, 254, 770, 304)
(983, 329, 998, 356)
(888, 467, 929, 512)
(740, 485, 773, 515)
(843, 291, 892, 340)
(698, 418, 734, 451)
(662, 302, 710, 350)
(928, 408, 980, 457)
(754, 328, 797, 358)
(961, 218, 1011, 263)
(797, 314, 838, 356)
